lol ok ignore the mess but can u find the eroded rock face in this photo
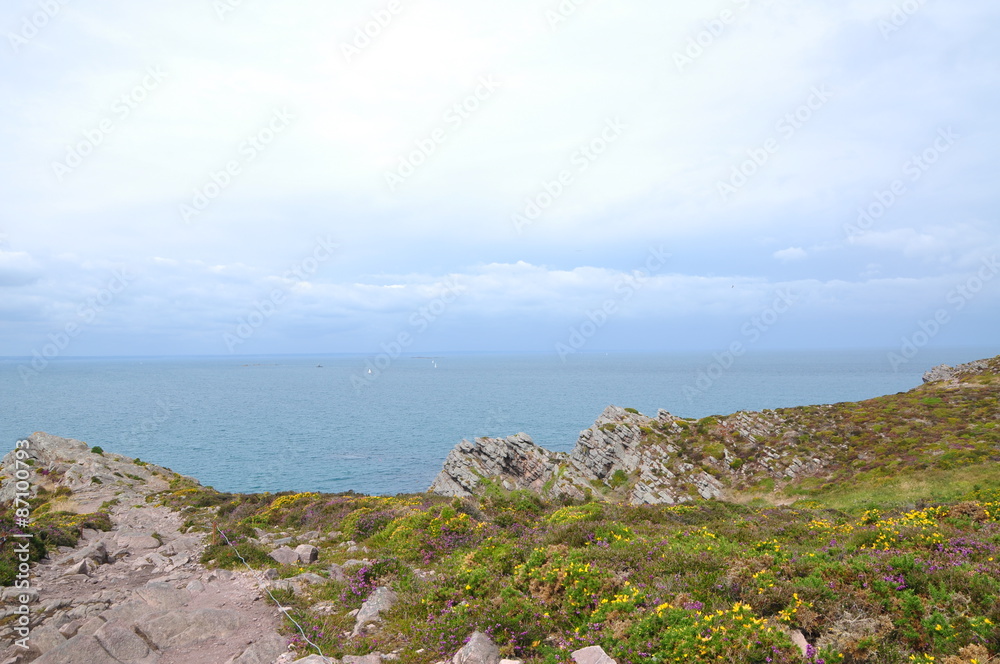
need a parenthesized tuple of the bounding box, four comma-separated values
(428, 403, 833, 505)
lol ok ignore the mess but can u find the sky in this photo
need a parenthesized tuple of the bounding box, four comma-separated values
(1, 0, 998, 360)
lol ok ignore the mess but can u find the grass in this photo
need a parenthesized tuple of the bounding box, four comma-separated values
(180, 485, 1000, 664)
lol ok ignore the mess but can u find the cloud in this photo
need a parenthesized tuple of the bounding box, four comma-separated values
(773, 247, 808, 263)
(0, 250, 42, 287)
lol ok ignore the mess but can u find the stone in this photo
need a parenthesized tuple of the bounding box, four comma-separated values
(57, 620, 84, 639)
(142, 608, 243, 649)
(352, 586, 398, 637)
(64, 559, 94, 577)
(136, 582, 191, 610)
(117, 533, 162, 550)
(452, 631, 500, 664)
(94, 620, 150, 661)
(789, 629, 809, 657)
(26, 625, 66, 654)
(571, 646, 617, 664)
(32, 634, 120, 664)
(291, 656, 337, 664)
(232, 633, 290, 664)
(186, 579, 206, 593)
(270, 546, 300, 565)
(328, 563, 346, 581)
(264, 568, 280, 580)
(500, 660, 524, 664)
(295, 544, 320, 564)
(273, 537, 294, 546)
(292, 572, 327, 586)
(343, 655, 382, 664)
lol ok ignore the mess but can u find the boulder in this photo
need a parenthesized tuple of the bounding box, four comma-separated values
(344, 655, 382, 664)
(453, 631, 500, 664)
(351, 586, 398, 637)
(295, 544, 320, 564)
(94, 620, 150, 661)
(32, 634, 120, 664)
(270, 546, 300, 565)
(571, 646, 617, 664)
(232, 633, 290, 664)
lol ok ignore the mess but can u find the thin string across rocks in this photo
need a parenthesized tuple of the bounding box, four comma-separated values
(215, 525, 329, 662)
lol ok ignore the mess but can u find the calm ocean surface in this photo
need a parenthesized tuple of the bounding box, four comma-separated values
(0, 348, 993, 495)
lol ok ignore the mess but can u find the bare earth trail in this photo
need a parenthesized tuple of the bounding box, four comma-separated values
(0, 433, 290, 664)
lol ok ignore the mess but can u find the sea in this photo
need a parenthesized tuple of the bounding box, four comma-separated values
(0, 348, 993, 496)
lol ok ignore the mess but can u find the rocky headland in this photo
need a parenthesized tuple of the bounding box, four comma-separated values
(429, 357, 1000, 506)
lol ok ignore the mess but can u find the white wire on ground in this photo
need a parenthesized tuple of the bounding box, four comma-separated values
(215, 525, 330, 662)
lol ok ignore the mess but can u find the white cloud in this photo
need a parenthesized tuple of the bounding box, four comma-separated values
(773, 247, 808, 262)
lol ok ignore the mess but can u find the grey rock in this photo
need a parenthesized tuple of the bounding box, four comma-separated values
(292, 572, 326, 586)
(270, 546, 300, 565)
(273, 537, 294, 546)
(295, 544, 319, 564)
(571, 646, 617, 664)
(142, 608, 243, 648)
(136, 582, 191, 610)
(32, 634, 119, 664)
(328, 563, 346, 581)
(64, 559, 94, 577)
(264, 568, 280, 580)
(351, 586, 398, 637)
(26, 625, 66, 654)
(57, 620, 84, 639)
(343, 655, 382, 664)
(291, 656, 338, 664)
(94, 620, 150, 661)
(117, 532, 162, 550)
(232, 633, 290, 664)
(452, 631, 500, 664)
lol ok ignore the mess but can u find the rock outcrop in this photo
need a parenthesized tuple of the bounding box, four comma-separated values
(429, 356, 1000, 505)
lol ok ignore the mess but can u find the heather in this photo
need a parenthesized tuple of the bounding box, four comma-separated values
(170, 358, 1000, 663)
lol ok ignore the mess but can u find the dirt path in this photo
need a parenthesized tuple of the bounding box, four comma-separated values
(1, 433, 291, 664)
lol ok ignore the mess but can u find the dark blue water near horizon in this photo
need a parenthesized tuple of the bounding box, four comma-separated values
(0, 348, 994, 495)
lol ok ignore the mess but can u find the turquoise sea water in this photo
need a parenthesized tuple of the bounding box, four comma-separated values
(0, 348, 993, 495)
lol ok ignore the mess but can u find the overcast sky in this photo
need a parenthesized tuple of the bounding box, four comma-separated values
(1, 0, 998, 359)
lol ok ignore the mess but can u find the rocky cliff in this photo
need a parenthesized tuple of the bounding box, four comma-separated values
(429, 356, 1000, 505)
